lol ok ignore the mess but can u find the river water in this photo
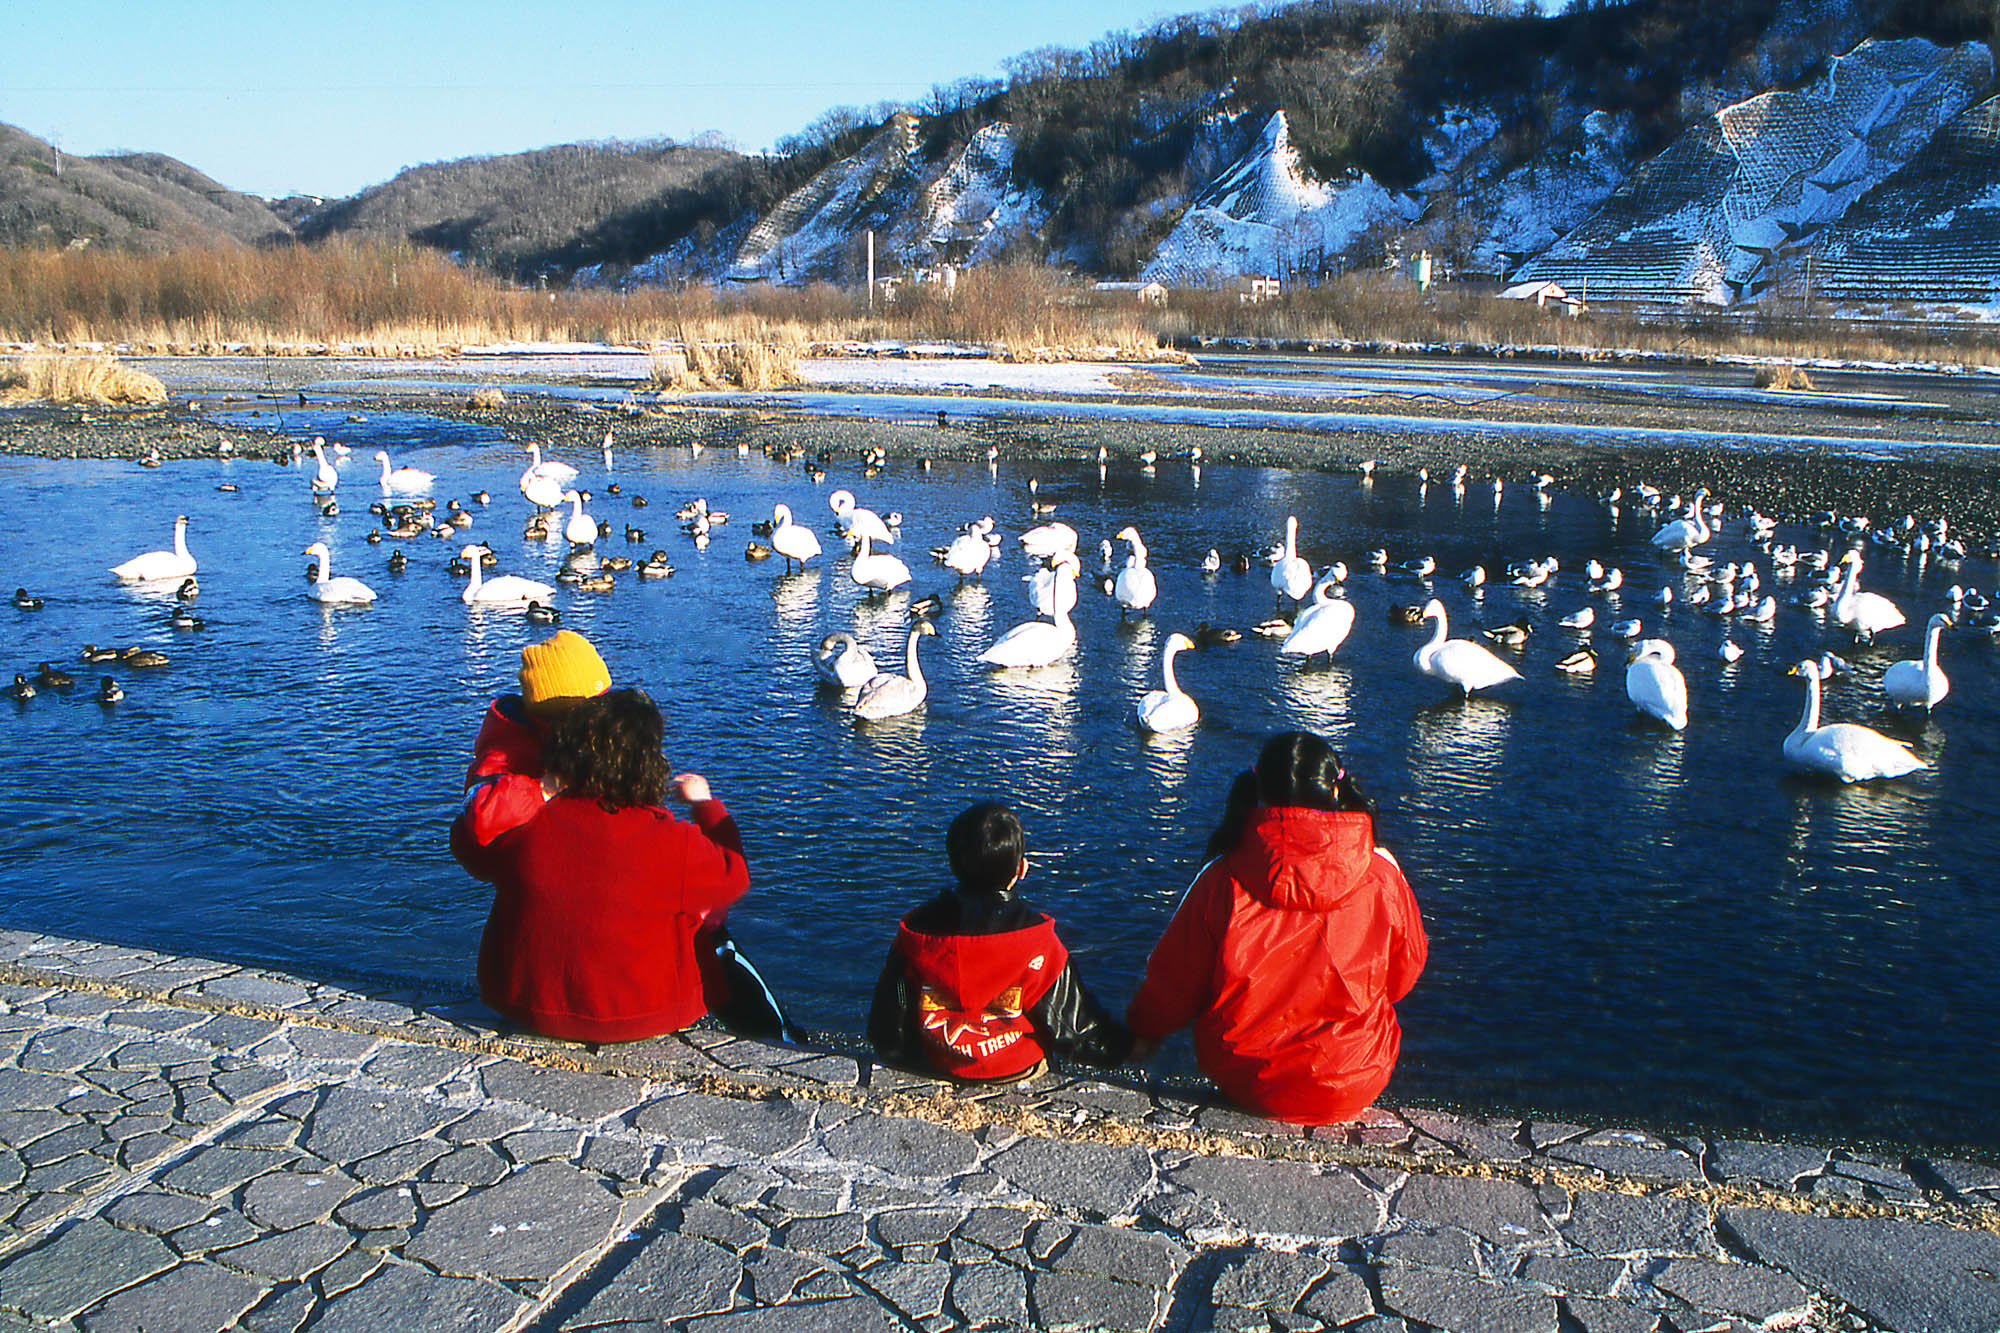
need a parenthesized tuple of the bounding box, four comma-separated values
(1, 408, 1993, 1152)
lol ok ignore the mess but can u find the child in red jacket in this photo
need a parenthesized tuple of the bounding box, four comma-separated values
(1127, 732, 1427, 1125)
(869, 802, 1130, 1082)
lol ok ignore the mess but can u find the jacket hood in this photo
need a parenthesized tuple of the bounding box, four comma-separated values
(1226, 806, 1379, 911)
(895, 914, 1063, 1015)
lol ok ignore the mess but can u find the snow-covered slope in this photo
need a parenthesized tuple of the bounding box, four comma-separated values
(885, 124, 1046, 271)
(1140, 111, 1417, 286)
(727, 114, 925, 284)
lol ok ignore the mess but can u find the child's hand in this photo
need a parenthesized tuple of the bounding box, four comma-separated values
(668, 773, 713, 805)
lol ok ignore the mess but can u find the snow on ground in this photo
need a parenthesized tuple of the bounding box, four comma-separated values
(796, 358, 1134, 395)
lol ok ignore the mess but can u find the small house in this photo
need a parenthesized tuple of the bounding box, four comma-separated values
(1092, 280, 1169, 306)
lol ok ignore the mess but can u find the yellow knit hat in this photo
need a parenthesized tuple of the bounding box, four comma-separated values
(518, 630, 610, 715)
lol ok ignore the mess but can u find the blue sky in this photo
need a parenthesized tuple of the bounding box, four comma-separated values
(7, 0, 1248, 200)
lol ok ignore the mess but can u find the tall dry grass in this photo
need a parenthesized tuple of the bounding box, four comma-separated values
(0, 350, 168, 406)
(650, 323, 807, 392)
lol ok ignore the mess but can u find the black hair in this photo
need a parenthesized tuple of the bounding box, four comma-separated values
(946, 801, 1026, 895)
(544, 688, 670, 811)
(1202, 731, 1375, 860)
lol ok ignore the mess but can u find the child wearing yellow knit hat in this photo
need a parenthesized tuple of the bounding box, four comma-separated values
(454, 630, 611, 848)
(517, 630, 612, 717)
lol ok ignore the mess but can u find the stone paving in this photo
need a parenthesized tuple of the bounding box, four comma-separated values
(0, 930, 1995, 1333)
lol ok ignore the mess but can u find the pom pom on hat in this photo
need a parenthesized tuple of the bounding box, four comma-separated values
(519, 630, 610, 714)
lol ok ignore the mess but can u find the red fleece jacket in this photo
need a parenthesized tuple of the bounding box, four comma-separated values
(1127, 805, 1427, 1126)
(456, 695, 550, 847)
(454, 793, 749, 1043)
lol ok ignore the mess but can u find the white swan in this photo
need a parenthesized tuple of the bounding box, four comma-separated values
(1280, 573, 1356, 661)
(519, 443, 575, 509)
(374, 450, 434, 493)
(561, 490, 598, 547)
(525, 441, 578, 483)
(1136, 632, 1199, 733)
(1018, 520, 1077, 560)
(1832, 551, 1905, 643)
(941, 518, 994, 581)
(1270, 515, 1312, 605)
(850, 531, 912, 593)
(829, 490, 895, 544)
(1882, 613, 1950, 710)
(1625, 638, 1687, 730)
(854, 621, 936, 720)
(814, 632, 876, 690)
(981, 555, 1079, 668)
(1784, 658, 1925, 782)
(1413, 599, 1521, 696)
(1111, 526, 1157, 616)
(112, 515, 197, 582)
(301, 542, 377, 604)
(458, 544, 556, 607)
(309, 438, 339, 495)
(1026, 553, 1080, 617)
(1649, 489, 1711, 554)
(770, 504, 821, 571)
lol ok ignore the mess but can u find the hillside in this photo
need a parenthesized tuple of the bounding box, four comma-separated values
(0, 123, 288, 252)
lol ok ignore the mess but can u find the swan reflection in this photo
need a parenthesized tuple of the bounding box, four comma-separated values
(1139, 723, 1194, 787)
(770, 569, 822, 628)
(1408, 696, 1511, 779)
(1276, 660, 1353, 739)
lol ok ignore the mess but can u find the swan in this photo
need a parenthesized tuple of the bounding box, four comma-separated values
(519, 444, 574, 509)
(829, 490, 895, 544)
(981, 555, 1079, 668)
(1414, 599, 1521, 696)
(458, 544, 556, 607)
(1649, 489, 1712, 554)
(374, 450, 434, 493)
(814, 632, 877, 690)
(941, 519, 994, 581)
(1625, 639, 1688, 730)
(309, 438, 338, 495)
(301, 542, 377, 604)
(854, 621, 936, 721)
(769, 504, 821, 571)
(1832, 551, 1905, 643)
(112, 515, 197, 582)
(1136, 633, 1199, 732)
(561, 491, 598, 547)
(1019, 520, 1077, 560)
(1784, 658, 1925, 782)
(1111, 527, 1157, 616)
(1270, 515, 1312, 606)
(1280, 573, 1356, 662)
(1882, 613, 1951, 710)
(1202, 548, 1221, 574)
(850, 531, 912, 593)
(524, 441, 578, 484)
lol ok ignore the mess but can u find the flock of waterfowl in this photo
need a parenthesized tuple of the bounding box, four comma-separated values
(9, 425, 1982, 787)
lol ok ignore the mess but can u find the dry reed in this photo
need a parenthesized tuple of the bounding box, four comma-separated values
(0, 350, 168, 406)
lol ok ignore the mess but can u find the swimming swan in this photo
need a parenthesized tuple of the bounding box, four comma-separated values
(850, 531, 912, 593)
(1649, 489, 1711, 554)
(769, 504, 822, 570)
(1882, 612, 1950, 710)
(1280, 573, 1356, 661)
(941, 518, 995, 581)
(814, 632, 877, 690)
(981, 555, 1079, 668)
(561, 490, 598, 547)
(1018, 520, 1077, 561)
(458, 544, 555, 606)
(1625, 638, 1688, 730)
(519, 443, 574, 509)
(1414, 598, 1521, 696)
(854, 621, 936, 720)
(1111, 526, 1157, 616)
(1136, 632, 1199, 733)
(1784, 657, 1924, 782)
(112, 515, 197, 582)
(301, 542, 378, 604)
(374, 450, 435, 493)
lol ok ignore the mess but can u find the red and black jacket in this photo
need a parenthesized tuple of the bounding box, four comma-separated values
(868, 889, 1131, 1081)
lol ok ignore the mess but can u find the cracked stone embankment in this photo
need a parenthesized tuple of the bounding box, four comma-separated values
(0, 929, 1994, 1333)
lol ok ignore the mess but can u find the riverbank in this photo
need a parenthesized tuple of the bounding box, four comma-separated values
(0, 928, 1995, 1333)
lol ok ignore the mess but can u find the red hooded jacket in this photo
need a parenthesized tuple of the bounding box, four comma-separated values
(456, 695, 550, 847)
(1126, 805, 1427, 1125)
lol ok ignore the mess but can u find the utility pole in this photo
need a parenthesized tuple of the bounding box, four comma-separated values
(866, 230, 875, 314)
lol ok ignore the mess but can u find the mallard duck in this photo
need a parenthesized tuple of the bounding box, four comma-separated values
(744, 540, 773, 562)
(123, 649, 169, 668)
(641, 552, 676, 578)
(387, 549, 407, 573)
(1388, 604, 1426, 627)
(1480, 618, 1533, 648)
(175, 577, 199, 602)
(601, 555, 633, 572)
(525, 601, 561, 625)
(1193, 622, 1242, 647)
(1554, 646, 1596, 673)
(34, 663, 74, 690)
(79, 644, 120, 663)
(577, 571, 615, 593)
(169, 607, 204, 630)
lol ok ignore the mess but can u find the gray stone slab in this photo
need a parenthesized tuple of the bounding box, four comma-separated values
(1031, 1268, 1166, 1332)
(362, 1045, 481, 1090)
(401, 1160, 629, 1282)
(315, 1248, 385, 1299)
(333, 1186, 419, 1231)
(20, 1028, 125, 1072)
(0, 1066, 92, 1112)
(241, 1168, 359, 1230)
(957, 1206, 1034, 1255)
(74, 1259, 269, 1333)
(1517, 1253, 1624, 1297)
(1543, 1133, 1702, 1183)
(1403, 1111, 1530, 1163)
(1706, 1139, 1826, 1188)
(295, 1086, 462, 1165)
(102, 1192, 214, 1236)
(986, 1138, 1155, 1218)
(1039, 1222, 1186, 1289)
(820, 1114, 980, 1179)
(0, 1219, 178, 1323)
(1722, 1207, 2000, 1333)
(857, 1258, 951, 1320)
(426, 1145, 510, 1186)
(157, 1147, 300, 1200)
(284, 1028, 384, 1062)
(568, 1234, 742, 1324)
(1393, 1174, 1556, 1246)
(685, 1298, 905, 1332)
(1299, 1264, 1375, 1325)
(1376, 1228, 1480, 1272)
(1165, 1157, 1383, 1238)
(1210, 1248, 1333, 1309)
(780, 1212, 870, 1256)
(1380, 1267, 1558, 1333)
(1563, 1295, 1662, 1333)
(182, 1014, 287, 1054)
(1651, 1256, 1809, 1323)
(240, 1280, 318, 1333)
(439, 1106, 535, 1145)
(477, 1060, 651, 1123)
(350, 1139, 451, 1184)
(1561, 1191, 1718, 1259)
(951, 1262, 1032, 1327)
(679, 1199, 765, 1250)
(742, 1245, 830, 1303)
(198, 975, 311, 1009)
(212, 1223, 351, 1282)
(875, 1207, 965, 1250)
(634, 1091, 817, 1156)
(300, 1259, 524, 1333)
(168, 1210, 262, 1256)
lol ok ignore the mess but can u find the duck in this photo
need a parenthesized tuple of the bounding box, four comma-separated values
(850, 531, 912, 594)
(386, 549, 408, 573)
(1201, 548, 1221, 575)
(1480, 618, 1533, 648)
(11, 588, 43, 610)
(374, 450, 435, 493)
(1193, 621, 1242, 647)
(301, 542, 378, 604)
(981, 555, 1079, 668)
(34, 662, 74, 690)
(122, 649, 169, 668)
(112, 515, 197, 582)
(769, 504, 822, 571)
(854, 622, 937, 721)
(1719, 639, 1745, 663)
(1136, 633, 1199, 733)
(7, 674, 33, 701)
(168, 607, 204, 630)
(576, 571, 615, 593)
(1111, 527, 1158, 617)
(78, 644, 121, 663)
(601, 555, 633, 573)
(1831, 551, 1905, 643)
(1625, 639, 1689, 730)
(1882, 613, 1951, 711)
(1608, 618, 1644, 639)
(1270, 515, 1312, 607)
(1281, 574, 1357, 662)
(1554, 645, 1597, 674)
(1388, 603, 1426, 627)
(1559, 607, 1596, 630)
(458, 545, 556, 607)
(1414, 599, 1522, 696)
(96, 678, 123, 705)
(743, 541, 771, 562)
(814, 633, 877, 690)
(1784, 658, 1925, 782)
(524, 601, 561, 625)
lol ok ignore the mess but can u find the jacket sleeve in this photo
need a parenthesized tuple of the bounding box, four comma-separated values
(866, 943, 921, 1068)
(666, 799, 752, 916)
(1029, 957, 1133, 1068)
(1125, 861, 1226, 1042)
(1375, 848, 1428, 1003)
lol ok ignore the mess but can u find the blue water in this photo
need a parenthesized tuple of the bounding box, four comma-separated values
(1, 425, 1994, 1152)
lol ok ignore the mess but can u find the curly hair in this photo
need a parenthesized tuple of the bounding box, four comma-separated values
(543, 688, 669, 810)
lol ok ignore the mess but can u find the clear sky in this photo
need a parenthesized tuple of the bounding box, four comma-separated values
(6, 0, 1244, 201)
